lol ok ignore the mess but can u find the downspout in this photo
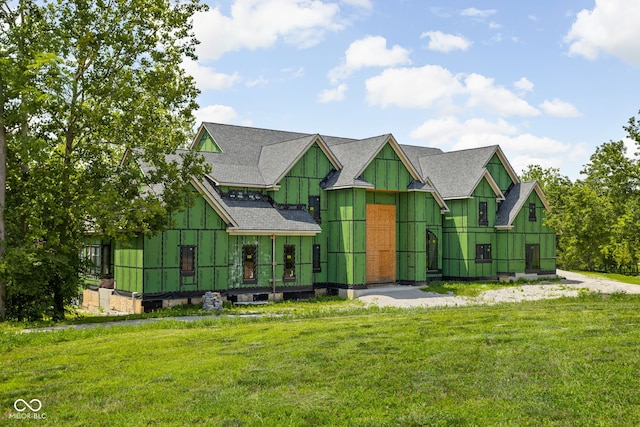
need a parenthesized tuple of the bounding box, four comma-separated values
(271, 235, 276, 297)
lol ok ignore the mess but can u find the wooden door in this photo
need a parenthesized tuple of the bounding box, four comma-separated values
(366, 204, 396, 283)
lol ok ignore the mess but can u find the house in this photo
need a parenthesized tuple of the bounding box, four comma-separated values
(82, 123, 556, 313)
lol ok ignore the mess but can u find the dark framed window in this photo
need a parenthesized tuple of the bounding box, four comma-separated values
(180, 246, 196, 275)
(426, 230, 438, 272)
(525, 244, 541, 272)
(312, 244, 321, 272)
(475, 244, 492, 263)
(84, 245, 101, 277)
(309, 195, 321, 223)
(284, 244, 296, 281)
(242, 245, 257, 283)
(101, 244, 112, 277)
(529, 203, 537, 222)
(478, 201, 488, 226)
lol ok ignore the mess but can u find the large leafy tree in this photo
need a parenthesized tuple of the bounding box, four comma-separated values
(524, 111, 640, 273)
(0, 0, 207, 320)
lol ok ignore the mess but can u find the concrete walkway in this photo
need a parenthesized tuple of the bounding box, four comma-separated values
(356, 269, 640, 308)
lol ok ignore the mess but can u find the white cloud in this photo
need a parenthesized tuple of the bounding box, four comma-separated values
(465, 73, 540, 117)
(421, 31, 472, 53)
(194, 105, 252, 127)
(340, 0, 372, 9)
(365, 65, 464, 108)
(410, 116, 573, 174)
(365, 67, 541, 118)
(182, 60, 241, 90)
(246, 76, 268, 87)
(193, 0, 354, 60)
(565, 0, 640, 64)
(318, 83, 348, 102)
(540, 98, 581, 118)
(513, 77, 534, 94)
(328, 36, 411, 83)
(488, 21, 502, 30)
(460, 8, 496, 18)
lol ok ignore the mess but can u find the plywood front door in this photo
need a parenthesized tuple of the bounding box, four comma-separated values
(366, 204, 396, 283)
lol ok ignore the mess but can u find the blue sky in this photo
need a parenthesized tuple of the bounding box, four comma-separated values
(186, 0, 640, 180)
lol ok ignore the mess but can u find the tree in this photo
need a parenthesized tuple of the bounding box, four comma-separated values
(524, 111, 640, 273)
(0, 0, 207, 320)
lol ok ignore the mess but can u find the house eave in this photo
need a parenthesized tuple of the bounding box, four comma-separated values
(226, 229, 319, 236)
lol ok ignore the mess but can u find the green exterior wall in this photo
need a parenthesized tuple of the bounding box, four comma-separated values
(486, 153, 516, 192)
(197, 132, 222, 152)
(326, 188, 367, 286)
(114, 236, 144, 293)
(496, 191, 556, 276)
(442, 178, 498, 279)
(102, 139, 555, 297)
(361, 143, 413, 191)
(397, 191, 443, 282)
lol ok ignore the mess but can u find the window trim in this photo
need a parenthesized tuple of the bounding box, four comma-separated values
(475, 244, 492, 263)
(308, 195, 321, 224)
(478, 201, 489, 226)
(283, 244, 296, 282)
(312, 244, 321, 273)
(180, 246, 196, 276)
(242, 245, 258, 284)
(528, 203, 537, 222)
(426, 230, 439, 272)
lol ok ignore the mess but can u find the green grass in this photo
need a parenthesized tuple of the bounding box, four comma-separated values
(2, 294, 640, 426)
(574, 270, 640, 285)
(421, 280, 521, 297)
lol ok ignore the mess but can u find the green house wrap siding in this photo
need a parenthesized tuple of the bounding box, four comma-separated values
(486, 153, 516, 192)
(361, 143, 413, 191)
(108, 123, 556, 302)
(397, 191, 443, 282)
(442, 178, 499, 279)
(496, 191, 556, 275)
(326, 188, 367, 286)
(114, 237, 143, 293)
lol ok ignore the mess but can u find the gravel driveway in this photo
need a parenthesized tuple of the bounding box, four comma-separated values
(356, 269, 640, 308)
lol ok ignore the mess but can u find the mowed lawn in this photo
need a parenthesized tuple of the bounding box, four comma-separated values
(2, 294, 640, 426)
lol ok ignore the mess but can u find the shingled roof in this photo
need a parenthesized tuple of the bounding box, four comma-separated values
(495, 182, 550, 229)
(195, 123, 341, 188)
(417, 146, 506, 200)
(192, 177, 321, 235)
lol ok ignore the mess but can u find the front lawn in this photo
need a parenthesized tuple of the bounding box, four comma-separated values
(2, 294, 640, 426)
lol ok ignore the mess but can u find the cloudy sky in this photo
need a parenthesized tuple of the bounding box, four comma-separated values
(186, 0, 640, 179)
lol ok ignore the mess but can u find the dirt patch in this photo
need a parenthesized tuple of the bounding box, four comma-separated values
(357, 270, 640, 308)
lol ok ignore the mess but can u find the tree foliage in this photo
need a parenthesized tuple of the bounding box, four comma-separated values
(523, 111, 640, 274)
(0, 0, 207, 320)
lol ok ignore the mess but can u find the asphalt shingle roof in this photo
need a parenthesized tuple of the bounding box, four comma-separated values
(418, 146, 498, 199)
(495, 182, 538, 227)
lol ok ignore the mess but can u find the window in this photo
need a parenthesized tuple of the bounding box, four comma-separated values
(242, 245, 257, 283)
(83, 244, 111, 277)
(101, 244, 112, 277)
(426, 230, 438, 272)
(284, 244, 296, 281)
(529, 203, 537, 222)
(475, 244, 492, 263)
(525, 244, 540, 272)
(478, 201, 488, 226)
(84, 245, 101, 277)
(312, 244, 321, 272)
(180, 246, 195, 276)
(309, 195, 321, 223)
